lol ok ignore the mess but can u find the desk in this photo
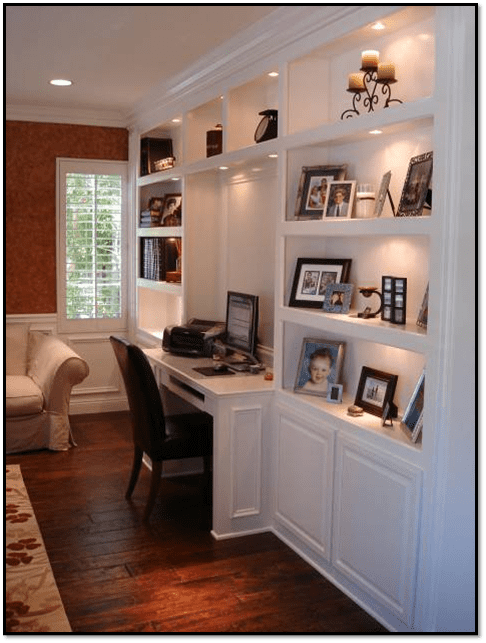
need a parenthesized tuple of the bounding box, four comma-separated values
(144, 349, 274, 539)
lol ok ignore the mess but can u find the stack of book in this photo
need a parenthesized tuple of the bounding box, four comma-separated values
(139, 209, 162, 228)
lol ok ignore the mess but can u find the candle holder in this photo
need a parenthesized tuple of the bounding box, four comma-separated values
(342, 58, 402, 120)
(356, 287, 383, 319)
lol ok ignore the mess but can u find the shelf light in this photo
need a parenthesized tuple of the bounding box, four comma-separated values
(171, 177, 180, 181)
(219, 166, 229, 170)
(369, 129, 383, 135)
(268, 71, 279, 77)
(171, 118, 181, 124)
(268, 153, 278, 158)
(371, 21, 386, 30)
(49, 78, 72, 86)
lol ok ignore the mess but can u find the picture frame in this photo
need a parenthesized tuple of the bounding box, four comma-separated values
(294, 338, 345, 398)
(396, 152, 433, 217)
(289, 258, 352, 308)
(354, 366, 398, 418)
(323, 180, 356, 218)
(374, 170, 392, 217)
(401, 371, 425, 442)
(161, 193, 182, 226)
(327, 383, 343, 404)
(417, 283, 429, 329)
(322, 283, 354, 314)
(294, 165, 347, 220)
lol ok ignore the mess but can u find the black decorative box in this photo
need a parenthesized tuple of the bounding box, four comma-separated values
(140, 138, 174, 176)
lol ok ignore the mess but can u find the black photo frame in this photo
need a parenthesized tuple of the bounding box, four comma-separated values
(294, 165, 347, 220)
(397, 152, 433, 217)
(354, 366, 398, 418)
(289, 258, 352, 308)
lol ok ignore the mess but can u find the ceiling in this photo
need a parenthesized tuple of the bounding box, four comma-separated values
(5, 5, 279, 119)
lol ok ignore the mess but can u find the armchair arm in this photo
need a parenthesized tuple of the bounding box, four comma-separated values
(28, 333, 89, 416)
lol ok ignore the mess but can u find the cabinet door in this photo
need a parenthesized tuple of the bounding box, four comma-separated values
(333, 434, 422, 625)
(275, 406, 335, 560)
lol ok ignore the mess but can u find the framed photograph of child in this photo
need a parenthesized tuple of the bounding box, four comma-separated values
(397, 151, 433, 217)
(323, 180, 356, 219)
(294, 338, 345, 399)
(289, 258, 352, 308)
(294, 165, 347, 220)
(354, 366, 398, 418)
(401, 371, 425, 442)
(322, 283, 354, 314)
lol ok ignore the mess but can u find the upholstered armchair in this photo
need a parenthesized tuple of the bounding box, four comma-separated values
(6, 324, 89, 454)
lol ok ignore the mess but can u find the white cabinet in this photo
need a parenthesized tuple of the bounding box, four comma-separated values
(129, 5, 475, 632)
(333, 434, 422, 625)
(275, 403, 335, 560)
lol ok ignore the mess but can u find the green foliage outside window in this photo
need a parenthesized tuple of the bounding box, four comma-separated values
(65, 173, 122, 319)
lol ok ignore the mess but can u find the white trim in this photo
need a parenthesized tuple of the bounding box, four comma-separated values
(6, 103, 127, 128)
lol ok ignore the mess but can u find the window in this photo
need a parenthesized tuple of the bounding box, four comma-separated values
(57, 159, 128, 332)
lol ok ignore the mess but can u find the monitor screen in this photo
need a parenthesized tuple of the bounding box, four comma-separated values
(225, 291, 259, 357)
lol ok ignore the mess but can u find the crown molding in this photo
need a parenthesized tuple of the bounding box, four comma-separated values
(126, 4, 395, 133)
(5, 103, 128, 128)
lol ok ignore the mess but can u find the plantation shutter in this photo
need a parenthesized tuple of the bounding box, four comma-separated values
(57, 159, 127, 332)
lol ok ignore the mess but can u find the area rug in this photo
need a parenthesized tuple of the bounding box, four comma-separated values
(5, 465, 71, 632)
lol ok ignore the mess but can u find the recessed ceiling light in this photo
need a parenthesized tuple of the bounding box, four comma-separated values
(49, 79, 73, 86)
(371, 22, 385, 30)
(369, 129, 383, 135)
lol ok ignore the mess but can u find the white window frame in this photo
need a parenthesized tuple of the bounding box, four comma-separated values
(56, 158, 128, 333)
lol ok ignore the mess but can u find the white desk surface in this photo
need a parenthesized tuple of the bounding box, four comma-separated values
(144, 348, 274, 398)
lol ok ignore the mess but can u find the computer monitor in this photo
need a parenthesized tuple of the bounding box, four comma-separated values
(224, 291, 259, 362)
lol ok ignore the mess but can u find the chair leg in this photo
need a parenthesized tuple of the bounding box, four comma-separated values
(143, 460, 163, 522)
(126, 445, 143, 500)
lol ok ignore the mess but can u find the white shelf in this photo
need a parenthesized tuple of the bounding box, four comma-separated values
(137, 168, 182, 187)
(283, 97, 435, 151)
(279, 215, 432, 237)
(279, 306, 429, 353)
(136, 278, 182, 295)
(276, 388, 423, 458)
(137, 226, 182, 237)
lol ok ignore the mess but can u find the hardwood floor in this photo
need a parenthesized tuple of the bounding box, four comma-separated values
(6, 412, 388, 633)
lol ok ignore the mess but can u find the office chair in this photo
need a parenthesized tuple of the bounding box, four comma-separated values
(110, 336, 212, 522)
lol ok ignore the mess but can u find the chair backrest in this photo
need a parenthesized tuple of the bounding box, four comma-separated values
(110, 336, 166, 458)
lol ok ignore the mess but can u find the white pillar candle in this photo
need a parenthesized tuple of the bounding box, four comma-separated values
(348, 72, 365, 90)
(361, 50, 379, 69)
(377, 62, 396, 81)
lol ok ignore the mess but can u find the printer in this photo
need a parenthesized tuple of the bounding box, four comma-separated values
(162, 319, 225, 357)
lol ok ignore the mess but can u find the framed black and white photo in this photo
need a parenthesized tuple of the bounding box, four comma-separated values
(327, 383, 343, 404)
(322, 283, 354, 314)
(161, 193, 182, 226)
(354, 366, 398, 418)
(294, 165, 347, 220)
(374, 170, 392, 217)
(397, 152, 433, 217)
(323, 180, 356, 218)
(289, 258, 352, 308)
(417, 283, 429, 329)
(401, 371, 425, 442)
(294, 338, 345, 399)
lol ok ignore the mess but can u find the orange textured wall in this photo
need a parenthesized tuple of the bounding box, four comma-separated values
(5, 121, 129, 314)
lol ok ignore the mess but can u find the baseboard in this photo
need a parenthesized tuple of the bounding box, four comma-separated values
(69, 398, 129, 415)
